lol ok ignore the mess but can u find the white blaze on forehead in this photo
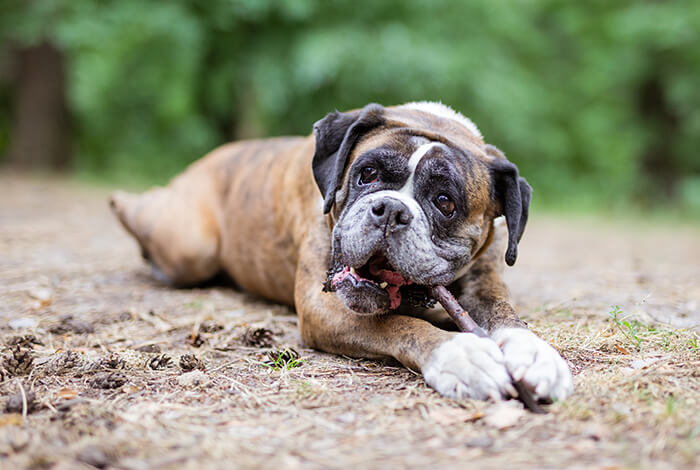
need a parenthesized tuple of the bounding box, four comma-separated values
(401, 101, 482, 139)
(399, 142, 441, 197)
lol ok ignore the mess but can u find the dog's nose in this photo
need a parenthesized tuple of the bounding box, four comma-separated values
(370, 198, 413, 231)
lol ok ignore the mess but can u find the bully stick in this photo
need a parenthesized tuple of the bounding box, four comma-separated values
(431, 285, 545, 414)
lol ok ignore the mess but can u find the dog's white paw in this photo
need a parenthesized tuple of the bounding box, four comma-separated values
(423, 334, 516, 401)
(492, 328, 573, 402)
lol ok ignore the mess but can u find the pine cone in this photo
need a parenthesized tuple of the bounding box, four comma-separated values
(45, 350, 83, 375)
(91, 372, 127, 389)
(241, 327, 274, 348)
(178, 353, 205, 372)
(199, 321, 223, 333)
(2, 345, 34, 376)
(6, 334, 43, 348)
(146, 354, 172, 370)
(187, 332, 205, 348)
(100, 353, 126, 370)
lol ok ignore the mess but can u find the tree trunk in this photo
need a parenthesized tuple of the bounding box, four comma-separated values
(4, 41, 70, 169)
(637, 75, 679, 201)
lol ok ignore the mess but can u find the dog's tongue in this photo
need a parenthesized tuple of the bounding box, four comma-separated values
(368, 257, 410, 309)
(368, 257, 408, 286)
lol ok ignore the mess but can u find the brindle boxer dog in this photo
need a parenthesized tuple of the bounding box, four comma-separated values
(110, 102, 573, 401)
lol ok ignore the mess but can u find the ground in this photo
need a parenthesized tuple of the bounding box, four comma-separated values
(0, 174, 698, 470)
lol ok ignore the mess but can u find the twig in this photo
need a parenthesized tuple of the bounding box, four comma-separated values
(18, 380, 28, 419)
(431, 286, 488, 337)
(431, 286, 546, 414)
(42, 400, 58, 413)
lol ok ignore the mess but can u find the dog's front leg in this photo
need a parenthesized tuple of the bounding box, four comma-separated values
(454, 222, 574, 401)
(294, 233, 515, 400)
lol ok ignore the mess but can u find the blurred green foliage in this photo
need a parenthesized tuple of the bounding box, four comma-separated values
(1, 0, 699, 212)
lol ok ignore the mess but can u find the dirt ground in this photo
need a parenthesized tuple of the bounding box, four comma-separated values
(1, 173, 698, 470)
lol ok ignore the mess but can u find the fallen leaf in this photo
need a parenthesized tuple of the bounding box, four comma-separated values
(177, 370, 209, 388)
(615, 344, 630, 355)
(483, 402, 526, 430)
(0, 414, 23, 427)
(57, 388, 79, 400)
(429, 407, 481, 425)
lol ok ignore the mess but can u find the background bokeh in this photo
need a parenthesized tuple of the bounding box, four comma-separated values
(1, 0, 699, 213)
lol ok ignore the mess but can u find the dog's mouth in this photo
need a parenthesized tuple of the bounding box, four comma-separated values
(327, 253, 414, 310)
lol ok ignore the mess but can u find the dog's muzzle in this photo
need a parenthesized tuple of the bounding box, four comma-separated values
(368, 198, 413, 233)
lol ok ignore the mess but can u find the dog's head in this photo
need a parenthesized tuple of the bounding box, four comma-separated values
(313, 102, 531, 314)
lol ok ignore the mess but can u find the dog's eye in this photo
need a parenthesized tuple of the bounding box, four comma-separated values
(435, 194, 455, 217)
(358, 166, 378, 185)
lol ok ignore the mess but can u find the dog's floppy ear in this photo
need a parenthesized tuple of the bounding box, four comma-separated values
(486, 144, 532, 266)
(312, 103, 385, 213)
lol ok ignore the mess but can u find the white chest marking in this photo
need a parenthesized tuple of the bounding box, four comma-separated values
(398, 142, 440, 197)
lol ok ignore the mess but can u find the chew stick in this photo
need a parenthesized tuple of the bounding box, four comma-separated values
(432, 285, 545, 414)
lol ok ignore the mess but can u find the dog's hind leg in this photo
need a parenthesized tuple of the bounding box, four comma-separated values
(109, 173, 221, 287)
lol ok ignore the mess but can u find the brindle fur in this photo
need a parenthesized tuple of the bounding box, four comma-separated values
(110, 105, 525, 378)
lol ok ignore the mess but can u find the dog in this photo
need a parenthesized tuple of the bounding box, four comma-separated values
(110, 102, 573, 401)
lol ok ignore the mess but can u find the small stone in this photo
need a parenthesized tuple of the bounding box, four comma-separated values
(28, 288, 52, 301)
(8, 318, 37, 330)
(336, 412, 356, 424)
(177, 370, 209, 388)
(630, 357, 662, 370)
(55, 398, 88, 412)
(49, 315, 94, 335)
(465, 436, 494, 448)
(134, 344, 161, 353)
